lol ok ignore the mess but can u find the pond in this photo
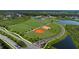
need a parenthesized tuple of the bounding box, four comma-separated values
(53, 36, 76, 49)
(57, 20, 79, 25)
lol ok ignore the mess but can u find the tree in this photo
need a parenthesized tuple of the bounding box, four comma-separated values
(17, 40, 27, 48)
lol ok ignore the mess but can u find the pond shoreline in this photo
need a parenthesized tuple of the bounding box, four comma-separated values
(57, 20, 79, 25)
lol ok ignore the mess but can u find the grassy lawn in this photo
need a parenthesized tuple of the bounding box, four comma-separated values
(8, 19, 61, 43)
(8, 22, 32, 33)
(7, 18, 51, 33)
(8, 19, 44, 33)
(1, 17, 61, 43)
(23, 23, 61, 42)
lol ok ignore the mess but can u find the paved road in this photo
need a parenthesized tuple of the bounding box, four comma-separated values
(11, 32, 40, 49)
(0, 34, 20, 49)
(0, 23, 65, 49)
(33, 23, 65, 48)
(0, 27, 40, 49)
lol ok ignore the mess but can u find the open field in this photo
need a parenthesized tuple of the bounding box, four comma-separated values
(6, 18, 61, 43)
(23, 23, 61, 43)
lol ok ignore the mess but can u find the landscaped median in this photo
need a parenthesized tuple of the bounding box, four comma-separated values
(0, 27, 40, 49)
(0, 38, 12, 49)
(0, 27, 27, 48)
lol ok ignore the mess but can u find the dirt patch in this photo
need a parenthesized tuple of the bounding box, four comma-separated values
(34, 29, 45, 34)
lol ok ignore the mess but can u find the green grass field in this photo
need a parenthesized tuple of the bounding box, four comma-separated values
(0, 16, 61, 43)
(23, 23, 61, 42)
(8, 19, 44, 33)
(6, 18, 61, 43)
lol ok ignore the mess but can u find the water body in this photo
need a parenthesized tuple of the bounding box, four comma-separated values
(52, 20, 78, 49)
(53, 36, 76, 49)
(57, 20, 79, 25)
